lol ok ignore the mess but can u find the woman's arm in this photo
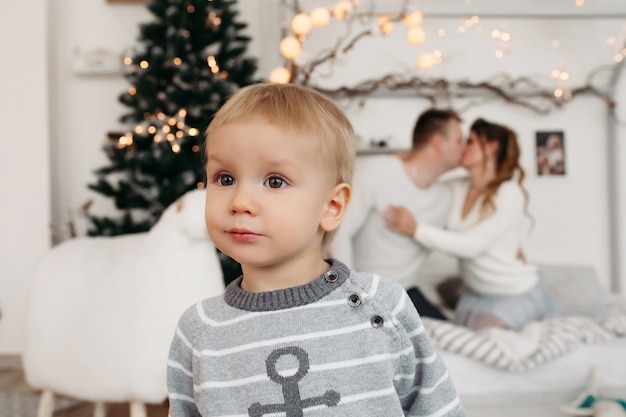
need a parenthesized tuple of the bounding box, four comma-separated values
(386, 183, 525, 259)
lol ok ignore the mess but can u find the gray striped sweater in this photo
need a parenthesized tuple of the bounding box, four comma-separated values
(167, 259, 465, 417)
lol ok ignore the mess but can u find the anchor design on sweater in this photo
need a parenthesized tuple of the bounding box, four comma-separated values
(248, 346, 341, 417)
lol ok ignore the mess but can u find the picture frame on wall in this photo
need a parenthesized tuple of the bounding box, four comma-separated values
(536, 131, 566, 176)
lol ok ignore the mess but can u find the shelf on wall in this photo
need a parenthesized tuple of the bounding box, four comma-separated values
(368, 3, 626, 19)
(106, 0, 145, 3)
(357, 147, 408, 156)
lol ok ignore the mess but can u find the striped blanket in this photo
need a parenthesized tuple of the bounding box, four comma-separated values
(422, 298, 626, 372)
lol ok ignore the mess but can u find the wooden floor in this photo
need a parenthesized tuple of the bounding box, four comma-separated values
(0, 356, 168, 417)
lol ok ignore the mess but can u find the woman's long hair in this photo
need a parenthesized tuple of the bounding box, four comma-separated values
(470, 118, 533, 226)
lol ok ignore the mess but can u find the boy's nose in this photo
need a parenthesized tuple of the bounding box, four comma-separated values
(230, 185, 256, 215)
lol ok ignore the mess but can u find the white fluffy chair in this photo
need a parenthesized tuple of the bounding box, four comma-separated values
(22, 189, 224, 417)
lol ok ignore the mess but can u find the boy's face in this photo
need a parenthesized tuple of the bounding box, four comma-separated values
(205, 118, 337, 270)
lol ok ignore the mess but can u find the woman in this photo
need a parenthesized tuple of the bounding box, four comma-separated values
(384, 118, 558, 331)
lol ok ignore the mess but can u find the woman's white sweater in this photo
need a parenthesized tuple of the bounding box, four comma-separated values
(415, 179, 538, 296)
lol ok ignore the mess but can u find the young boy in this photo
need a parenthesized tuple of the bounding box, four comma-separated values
(167, 83, 465, 417)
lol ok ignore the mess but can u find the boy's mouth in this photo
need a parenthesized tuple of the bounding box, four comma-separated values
(228, 228, 260, 242)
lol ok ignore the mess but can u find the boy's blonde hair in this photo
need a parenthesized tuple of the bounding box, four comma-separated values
(205, 82, 356, 252)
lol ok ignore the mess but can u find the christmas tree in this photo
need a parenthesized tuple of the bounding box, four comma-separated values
(88, 0, 257, 283)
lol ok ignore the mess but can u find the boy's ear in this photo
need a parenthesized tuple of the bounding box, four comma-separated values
(320, 183, 351, 233)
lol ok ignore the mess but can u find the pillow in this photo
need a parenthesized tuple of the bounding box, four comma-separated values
(538, 263, 607, 318)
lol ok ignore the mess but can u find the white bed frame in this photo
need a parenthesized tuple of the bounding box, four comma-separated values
(419, 252, 626, 416)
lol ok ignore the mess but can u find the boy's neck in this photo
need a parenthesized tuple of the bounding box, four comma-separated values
(239, 257, 331, 293)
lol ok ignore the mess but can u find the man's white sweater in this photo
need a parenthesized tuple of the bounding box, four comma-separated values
(330, 155, 452, 289)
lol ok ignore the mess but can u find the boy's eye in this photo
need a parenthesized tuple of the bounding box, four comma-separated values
(218, 174, 234, 186)
(265, 176, 286, 189)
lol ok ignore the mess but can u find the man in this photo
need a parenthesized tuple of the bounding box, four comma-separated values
(329, 109, 464, 319)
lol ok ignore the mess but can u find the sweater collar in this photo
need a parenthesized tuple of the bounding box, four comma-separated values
(224, 259, 350, 311)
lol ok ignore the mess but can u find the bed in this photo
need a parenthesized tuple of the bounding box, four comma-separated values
(417, 252, 626, 416)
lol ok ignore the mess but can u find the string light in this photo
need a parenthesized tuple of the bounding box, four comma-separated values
(491, 22, 512, 57)
(292, 13, 313, 35)
(433, 50, 442, 64)
(269, 67, 291, 83)
(332, 1, 352, 20)
(278, 2, 436, 82)
(280, 36, 302, 59)
(407, 27, 426, 45)
(607, 24, 626, 63)
(417, 52, 436, 70)
(551, 66, 571, 99)
(378, 16, 394, 35)
(117, 133, 133, 149)
(310, 7, 331, 27)
(276, 1, 616, 92)
(116, 109, 200, 154)
(402, 11, 423, 27)
(207, 55, 220, 74)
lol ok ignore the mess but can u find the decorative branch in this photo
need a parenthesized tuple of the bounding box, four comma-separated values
(281, 1, 624, 116)
(310, 70, 618, 115)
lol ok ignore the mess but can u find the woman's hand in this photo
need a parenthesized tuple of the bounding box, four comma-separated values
(384, 205, 417, 237)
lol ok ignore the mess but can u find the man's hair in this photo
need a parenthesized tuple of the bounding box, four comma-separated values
(205, 83, 356, 251)
(411, 109, 461, 150)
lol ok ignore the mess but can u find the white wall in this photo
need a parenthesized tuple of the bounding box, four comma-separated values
(614, 67, 626, 294)
(0, 0, 280, 354)
(0, 0, 50, 353)
(293, 6, 626, 293)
